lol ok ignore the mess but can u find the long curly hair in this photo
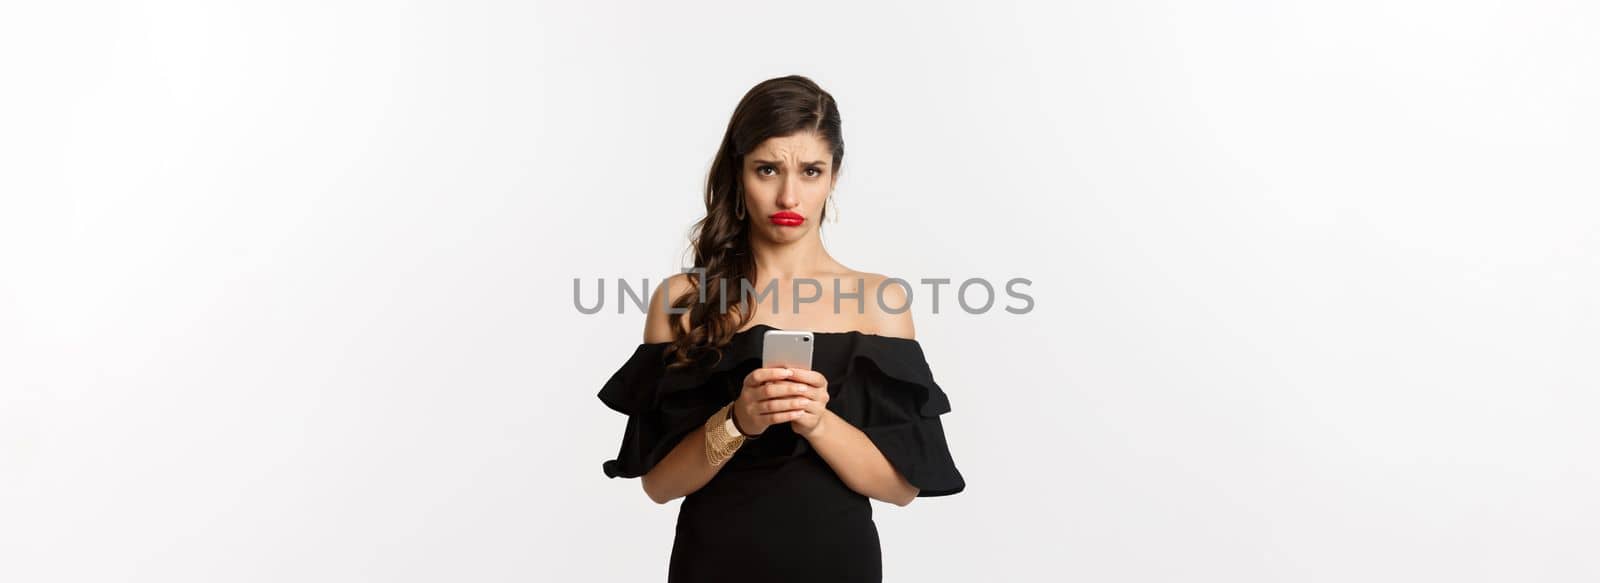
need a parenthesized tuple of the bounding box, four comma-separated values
(664, 75, 845, 370)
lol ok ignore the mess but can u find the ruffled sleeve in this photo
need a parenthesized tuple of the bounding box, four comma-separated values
(596, 339, 760, 479)
(839, 335, 967, 497)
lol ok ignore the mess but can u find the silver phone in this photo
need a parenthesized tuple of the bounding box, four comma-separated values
(761, 330, 814, 369)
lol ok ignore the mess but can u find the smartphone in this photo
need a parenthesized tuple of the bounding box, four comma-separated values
(761, 330, 814, 370)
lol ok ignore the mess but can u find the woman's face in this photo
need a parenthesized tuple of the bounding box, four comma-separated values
(740, 131, 837, 242)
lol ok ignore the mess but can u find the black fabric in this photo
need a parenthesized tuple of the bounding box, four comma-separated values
(597, 324, 965, 582)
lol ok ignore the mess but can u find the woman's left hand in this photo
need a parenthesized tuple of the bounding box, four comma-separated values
(773, 368, 831, 438)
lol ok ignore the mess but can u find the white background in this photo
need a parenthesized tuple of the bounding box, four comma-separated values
(3, 1, 1597, 581)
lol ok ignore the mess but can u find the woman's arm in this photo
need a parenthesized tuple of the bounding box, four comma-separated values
(639, 423, 724, 504)
(636, 274, 724, 503)
(800, 410, 920, 506)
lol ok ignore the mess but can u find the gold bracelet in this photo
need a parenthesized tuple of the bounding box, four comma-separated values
(703, 403, 745, 467)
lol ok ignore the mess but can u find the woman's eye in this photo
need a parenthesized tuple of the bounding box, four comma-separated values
(757, 166, 775, 176)
(805, 168, 821, 177)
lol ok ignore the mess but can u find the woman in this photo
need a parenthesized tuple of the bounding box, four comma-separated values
(598, 75, 965, 582)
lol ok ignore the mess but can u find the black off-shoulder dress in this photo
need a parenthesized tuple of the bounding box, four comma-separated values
(598, 323, 966, 582)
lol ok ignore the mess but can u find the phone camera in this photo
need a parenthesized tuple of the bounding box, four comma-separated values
(802, 337, 810, 342)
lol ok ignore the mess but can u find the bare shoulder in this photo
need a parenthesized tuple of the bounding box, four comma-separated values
(855, 272, 915, 340)
(643, 272, 695, 344)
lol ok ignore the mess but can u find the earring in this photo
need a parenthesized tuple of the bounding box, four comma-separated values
(826, 194, 838, 223)
(734, 193, 746, 220)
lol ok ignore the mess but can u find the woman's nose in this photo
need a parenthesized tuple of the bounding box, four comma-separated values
(777, 178, 800, 208)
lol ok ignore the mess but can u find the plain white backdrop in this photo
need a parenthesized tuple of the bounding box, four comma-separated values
(2, 1, 1596, 581)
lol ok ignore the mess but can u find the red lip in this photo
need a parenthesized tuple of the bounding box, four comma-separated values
(769, 211, 805, 226)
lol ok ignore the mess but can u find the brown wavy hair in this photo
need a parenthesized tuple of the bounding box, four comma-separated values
(664, 75, 845, 370)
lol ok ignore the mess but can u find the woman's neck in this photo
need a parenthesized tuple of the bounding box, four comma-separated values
(750, 234, 840, 283)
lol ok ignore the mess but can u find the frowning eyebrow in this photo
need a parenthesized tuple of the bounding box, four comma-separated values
(749, 158, 829, 167)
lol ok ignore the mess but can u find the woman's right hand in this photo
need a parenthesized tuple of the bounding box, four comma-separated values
(731, 367, 812, 436)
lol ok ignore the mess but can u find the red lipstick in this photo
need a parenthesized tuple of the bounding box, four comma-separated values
(769, 211, 805, 227)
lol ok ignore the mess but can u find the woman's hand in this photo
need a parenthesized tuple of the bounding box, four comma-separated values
(732, 367, 811, 436)
(783, 368, 832, 438)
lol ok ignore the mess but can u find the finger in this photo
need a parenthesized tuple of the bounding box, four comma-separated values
(758, 409, 806, 422)
(786, 368, 827, 388)
(774, 383, 828, 403)
(758, 381, 810, 399)
(745, 367, 795, 388)
(758, 397, 809, 414)
(797, 397, 826, 414)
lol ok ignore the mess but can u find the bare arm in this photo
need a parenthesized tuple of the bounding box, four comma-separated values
(639, 381, 812, 504)
(802, 409, 920, 506)
(639, 420, 725, 504)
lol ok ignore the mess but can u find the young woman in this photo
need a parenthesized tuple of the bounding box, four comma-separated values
(598, 75, 965, 582)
